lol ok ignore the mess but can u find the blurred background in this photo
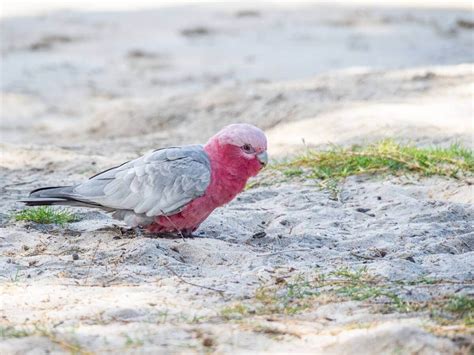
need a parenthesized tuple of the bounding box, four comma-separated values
(1, 0, 473, 159)
(1, 4, 473, 353)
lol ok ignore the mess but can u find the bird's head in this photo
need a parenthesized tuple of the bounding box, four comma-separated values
(205, 123, 268, 177)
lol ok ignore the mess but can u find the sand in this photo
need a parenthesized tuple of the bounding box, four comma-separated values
(0, 2, 473, 354)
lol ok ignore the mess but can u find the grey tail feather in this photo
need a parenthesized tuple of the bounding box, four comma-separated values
(29, 186, 75, 198)
(21, 186, 106, 209)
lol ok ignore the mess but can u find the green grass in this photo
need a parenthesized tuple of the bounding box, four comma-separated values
(444, 295, 474, 326)
(1, 324, 88, 354)
(256, 140, 474, 194)
(14, 206, 78, 226)
(220, 268, 473, 326)
(124, 334, 145, 348)
(329, 267, 412, 313)
(282, 168, 304, 177)
(0, 326, 32, 339)
(330, 270, 474, 325)
(280, 140, 473, 179)
(221, 276, 319, 319)
(255, 277, 319, 315)
(220, 303, 251, 319)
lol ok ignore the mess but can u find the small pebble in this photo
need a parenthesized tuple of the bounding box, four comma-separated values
(275, 277, 285, 284)
(252, 231, 266, 239)
(72, 253, 79, 261)
(202, 338, 214, 347)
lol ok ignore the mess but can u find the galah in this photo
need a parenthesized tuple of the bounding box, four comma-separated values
(22, 123, 268, 235)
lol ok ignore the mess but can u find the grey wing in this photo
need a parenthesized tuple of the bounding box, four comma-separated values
(72, 145, 211, 217)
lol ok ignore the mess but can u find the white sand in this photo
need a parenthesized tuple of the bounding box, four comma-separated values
(1, 2, 473, 354)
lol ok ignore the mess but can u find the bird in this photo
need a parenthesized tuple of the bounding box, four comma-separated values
(22, 123, 268, 236)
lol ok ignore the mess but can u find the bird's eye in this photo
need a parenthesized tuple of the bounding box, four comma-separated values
(242, 144, 253, 153)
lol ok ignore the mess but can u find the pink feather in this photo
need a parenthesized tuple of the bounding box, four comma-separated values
(147, 124, 267, 234)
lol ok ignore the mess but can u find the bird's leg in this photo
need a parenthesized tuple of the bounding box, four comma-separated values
(178, 229, 187, 242)
(101, 225, 143, 238)
(117, 226, 143, 238)
(97, 224, 128, 234)
(181, 229, 196, 239)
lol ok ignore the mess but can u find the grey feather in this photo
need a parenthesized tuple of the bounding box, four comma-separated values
(23, 145, 212, 225)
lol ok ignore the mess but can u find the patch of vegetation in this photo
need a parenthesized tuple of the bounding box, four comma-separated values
(282, 140, 472, 179)
(221, 276, 319, 320)
(1, 324, 89, 354)
(329, 267, 412, 313)
(396, 277, 438, 286)
(220, 303, 251, 320)
(255, 277, 319, 315)
(0, 326, 32, 339)
(252, 140, 473, 194)
(34, 325, 88, 355)
(220, 267, 472, 327)
(13, 206, 78, 226)
(282, 168, 304, 177)
(444, 295, 474, 326)
(124, 334, 145, 348)
(9, 267, 22, 283)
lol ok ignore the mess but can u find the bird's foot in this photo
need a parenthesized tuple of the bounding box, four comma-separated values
(97, 225, 143, 238)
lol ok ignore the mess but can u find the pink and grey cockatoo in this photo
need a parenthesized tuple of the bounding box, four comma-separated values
(23, 124, 268, 235)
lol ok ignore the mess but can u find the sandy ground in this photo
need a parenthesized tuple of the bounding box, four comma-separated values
(1, 3, 473, 354)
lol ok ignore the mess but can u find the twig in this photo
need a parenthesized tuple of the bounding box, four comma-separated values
(83, 240, 101, 285)
(163, 263, 224, 296)
(35, 326, 92, 355)
(2, 180, 36, 188)
(160, 210, 186, 241)
(257, 248, 312, 257)
(350, 252, 377, 260)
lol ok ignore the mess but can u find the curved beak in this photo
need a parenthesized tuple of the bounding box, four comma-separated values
(257, 151, 268, 166)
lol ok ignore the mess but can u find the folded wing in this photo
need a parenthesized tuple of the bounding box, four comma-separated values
(27, 145, 211, 217)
